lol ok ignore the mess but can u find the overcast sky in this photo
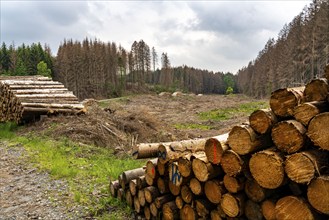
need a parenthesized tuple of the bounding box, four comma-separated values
(1, 0, 311, 73)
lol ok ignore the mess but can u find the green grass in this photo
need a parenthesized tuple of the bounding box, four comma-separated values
(199, 101, 269, 121)
(0, 125, 145, 218)
(174, 123, 211, 130)
(0, 122, 18, 139)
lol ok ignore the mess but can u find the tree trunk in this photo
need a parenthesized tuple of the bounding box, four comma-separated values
(307, 175, 329, 215)
(293, 101, 329, 126)
(204, 133, 229, 164)
(249, 109, 277, 134)
(307, 112, 329, 151)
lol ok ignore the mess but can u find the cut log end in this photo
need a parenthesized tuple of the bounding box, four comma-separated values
(307, 112, 329, 151)
(249, 109, 277, 134)
(275, 196, 315, 220)
(307, 176, 329, 215)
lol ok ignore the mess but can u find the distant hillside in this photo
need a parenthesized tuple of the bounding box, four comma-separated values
(236, 0, 329, 98)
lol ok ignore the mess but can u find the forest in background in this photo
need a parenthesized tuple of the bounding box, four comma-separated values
(0, 0, 328, 100)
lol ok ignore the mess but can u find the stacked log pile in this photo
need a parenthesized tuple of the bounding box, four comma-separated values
(110, 77, 329, 220)
(0, 75, 85, 123)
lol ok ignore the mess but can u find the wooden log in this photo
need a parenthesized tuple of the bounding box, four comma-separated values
(275, 196, 315, 220)
(15, 93, 76, 99)
(307, 175, 329, 215)
(154, 194, 175, 209)
(272, 120, 307, 154)
(220, 149, 245, 177)
(109, 180, 120, 197)
(177, 154, 193, 178)
(293, 101, 329, 126)
(145, 158, 158, 179)
(125, 190, 134, 207)
(144, 186, 160, 203)
(195, 199, 215, 218)
(12, 88, 69, 94)
(223, 174, 245, 193)
(162, 201, 179, 220)
(168, 162, 183, 186)
(138, 189, 146, 207)
(261, 199, 276, 220)
(175, 196, 185, 209)
(285, 150, 328, 184)
(158, 138, 206, 164)
(181, 185, 193, 204)
(189, 177, 204, 196)
(192, 152, 223, 182)
(307, 112, 329, 151)
(1, 80, 63, 85)
(204, 133, 229, 165)
(205, 179, 226, 204)
(20, 102, 84, 109)
(244, 199, 263, 220)
(150, 202, 158, 217)
(117, 188, 125, 201)
(249, 109, 277, 134)
(157, 158, 167, 176)
(270, 87, 304, 117)
(122, 167, 146, 188)
(7, 84, 65, 89)
(180, 204, 197, 220)
(228, 124, 271, 155)
(244, 178, 272, 203)
(129, 179, 138, 196)
(249, 149, 285, 189)
(145, 173, 157, 186)
(168, 181, 181, 196)
(144, 205, 151, 220)
(210, 209, 223, 220)
(136, 176, 148, 190)
(220, 193, 245, 217)
(132, 142, 165, 159)
(118, 174, 124, 190)
(304, 78, 329, 102)
(157, 177, 170, 194)
(134, 196, 141, 213)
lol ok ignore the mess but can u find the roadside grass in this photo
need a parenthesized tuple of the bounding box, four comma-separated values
(0, 124, 145, 219)
(199, 101, 269, 121)
(174, 123, 211, 130)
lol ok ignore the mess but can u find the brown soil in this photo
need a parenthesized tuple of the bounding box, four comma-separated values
(19, 93, 261, 155)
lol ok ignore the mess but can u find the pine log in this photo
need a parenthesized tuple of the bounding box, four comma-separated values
(109, 180, 120, 198)
(180, 204, 197, 220)
(157, 158, 168, 176)
(129, 179, 138, 196)
(304, 78, 329, 102)
(117, 188, 125, 201)
(150, 202, 158, 217)
(1, 80, 63, 85)
(249, 109, 277, 134)
(261, 199, 276, 220)
(144, 186, 160, 203)
(192, 152, 223, 182)
(275, 196, 315, 220)
(12, 88, 69, 94)
(223, 174, 245, 193)
(154, 194, 175, 209)
(138, 189, 146, 207)
(204, 179, 226, 204)
(177, 154, 193, 178)
(272, 120, 307, 153)
(134, 196, 141, 213)
(168, 162, 183, 186)
(132, 142, 166, 159)
(125, 190, 134, 207)
(220, 193, 245, 217)
(244, 200, 263, 220)
(195, 199, 215, 218)
(228, 124, 271, 155)
(122, 167, 146, 187)
(175, 196, 185, 209)
(168, 181, 181, 196)
(157, 177, 170, 194)
(145, 158, 158, 179)
(244, 178, 273, 203)
(162, 201, 179, 220)
(144, 206, 151, 220)
(20, 102, 84, 109)
(293, 101, 329, 126)
(204, 133, 229, 164)
(307, 175, 329, 215)
(270, 87, 304, 117)
(136, 176, 148, 190)
(285, 150, 328, 184)
(189, 177, 204, 196)
(210, 209, 223, 220)
(181, 185, 193, 204)
(307, 112, 329, 151)
(158, 138, 206, 164)
(118, 174, 124, 189)
(145, 173, 157, 186)
(249, 149, 285, 189)
(220, 149, 245, 177)
(7, 84, 65, 89)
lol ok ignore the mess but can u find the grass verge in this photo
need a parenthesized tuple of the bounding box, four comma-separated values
(0, 123, 145, 219)
(199, 101, 269, 121)
(174, 123, 211, 130)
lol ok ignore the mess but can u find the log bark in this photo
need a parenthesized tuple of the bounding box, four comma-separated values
(307, 175, 329, 215)
(307, 112, 329, 151)
(132, 142, 166, 159)
(189, 177, 204, 196)
(180, 204, 197, 220)
(244, 199, 263, 220)
(249, 109, 277, 134)
(162, 201, 179, 220)
(204, 133, 229, 164)
(181, 185, 193, 204)
(220, 149, 245, 177)
(223, 174, 245, 193)
(249, 149, 285, 189)
(270, 87, 304, 117)
(228, 124, 271, 155)
(304, 78, 329, 102)
(293, 101, 329, 126)
(285, 150, 328, 184)
(192, 152, 223, 182)
(144, 186, 160, 203)
(220, 193, 245, 217)
(204, 179, 226, 204)
(109, 180, 120, 197)
(122, 167, 146, 187)
(272, 120, 307, 154)
(275, 196, 315, 220)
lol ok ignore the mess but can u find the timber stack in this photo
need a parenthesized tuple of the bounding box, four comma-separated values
(110, 76, 329, 220)
(0, 75, 85, 123)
